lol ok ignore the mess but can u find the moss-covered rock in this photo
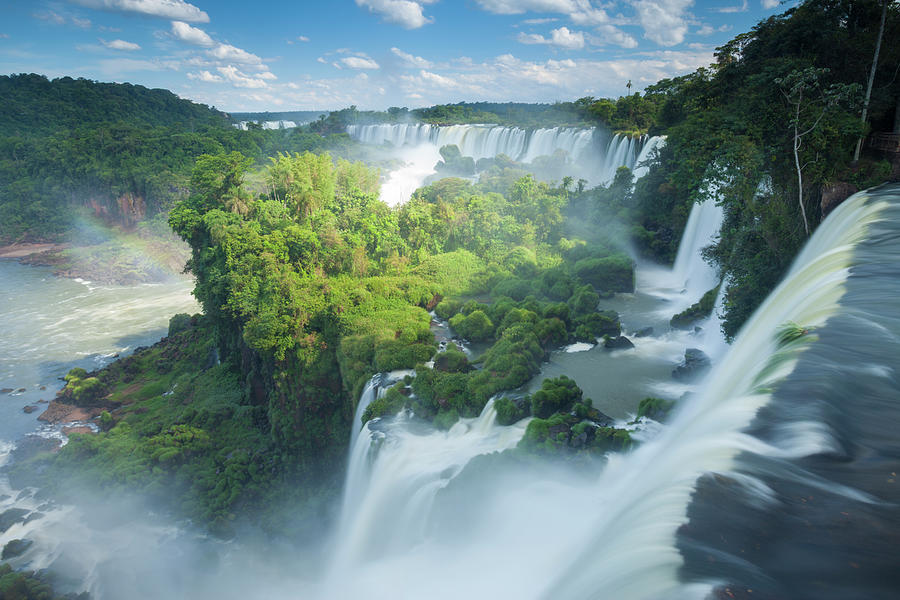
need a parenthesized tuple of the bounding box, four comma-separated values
(671, 284, 720, 330)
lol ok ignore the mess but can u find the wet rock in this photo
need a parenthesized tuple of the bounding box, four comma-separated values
(1, 538, 33, 559)
(634, 327, 654, 338)
(22, 405, 37, 413)
(14, 388, 26, 393)
(0, 508, 29, 533)
(1, 388, 13, 394)
(604, 335, 635, 350)
(9, 435, 62, 462)
(39, 385, 46, 391)
(821, 181, 857, 216)
(23, 512, 44, 525)
(672, 348, 711, 382)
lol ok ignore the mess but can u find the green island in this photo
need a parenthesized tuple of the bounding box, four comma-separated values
(2, 0, 899, 597)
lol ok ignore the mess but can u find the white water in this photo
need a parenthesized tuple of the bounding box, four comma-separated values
(319, 190, 888, 599)
(348, 124, 661, 206)
(235, 120, 297, 130)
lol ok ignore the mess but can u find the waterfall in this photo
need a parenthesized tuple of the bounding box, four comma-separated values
(321, 185, 899, 599)
(347, 124, 662, 205)
(632, 135, 666, 180)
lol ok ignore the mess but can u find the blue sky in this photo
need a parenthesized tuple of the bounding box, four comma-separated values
(0, 0, 792, 112)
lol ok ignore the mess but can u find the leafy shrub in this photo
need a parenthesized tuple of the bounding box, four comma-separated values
(530, 375, 582, 418)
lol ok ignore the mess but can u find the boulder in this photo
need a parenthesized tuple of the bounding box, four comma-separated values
(0, 508, 29, 533)
(2, 538, 33, 559)
(604, 335, 635, 350)
(821, 182, 857, 216)
(672, 348, 711, 381)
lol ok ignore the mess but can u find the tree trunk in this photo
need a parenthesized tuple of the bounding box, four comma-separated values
(894, 95, 900, 133)
(853, 0, 889, 162)
(794, 102, 810, 236)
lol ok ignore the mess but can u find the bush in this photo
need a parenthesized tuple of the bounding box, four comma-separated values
(434, 298, 463, 320)
(530, 375, 582, 418)
(433, 347, 470, 373)
(449, 310, 494, 342)
(494, 397, 527, 425)
(168, 313, 193, 337)
(568, 285, 600, 316)
(573, 254, 634, 292)
(636, 397, 675, 421)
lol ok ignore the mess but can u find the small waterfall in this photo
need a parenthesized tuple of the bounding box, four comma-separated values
(632, 136, 666, 180)
(329, 400, 528, 575)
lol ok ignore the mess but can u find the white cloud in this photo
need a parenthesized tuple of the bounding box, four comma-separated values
(631, 0, 694, 46)
(208, 43, 263, 65)
(341, 55, 380, 69)
(518, 26, 586, 50)
(476, 0, 608, 25)
(521, 17, 558, 25)
(72, 17, 92, 28)
(317, 57, 327, 64)
(217, 65, 268, 88)
(391, 46, 432, 68)
(297, 35, 310, 42)
(696, 24, 714, 35)
(101, 38, 141, 50)
(69, 0, 208, 22)
(595, 24, 638, 48)
(419, 69, 458, 88)
(257, 71, 277, 80)
(761, 0, 779, 8)
(187, 70, 223, 83)
(34, 11, 67, 25)
(354, 0, 437, 29)
(716, 0, 748, 13)
(171, 21, 214, 46)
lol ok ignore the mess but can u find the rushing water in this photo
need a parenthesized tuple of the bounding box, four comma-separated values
(320, 185, 900, 599)
(347, 124, 661, 205)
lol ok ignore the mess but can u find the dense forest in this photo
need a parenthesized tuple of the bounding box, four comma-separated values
(0, 75, 355, 244)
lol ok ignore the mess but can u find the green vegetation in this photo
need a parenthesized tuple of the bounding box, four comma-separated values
(0, 563, 87, 600)
(0, 74, 354, 244)
(670, 285, 721, 330)
(624, 0, 900, 337)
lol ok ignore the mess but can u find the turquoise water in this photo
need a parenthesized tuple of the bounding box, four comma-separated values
(0, 260, 198, 450)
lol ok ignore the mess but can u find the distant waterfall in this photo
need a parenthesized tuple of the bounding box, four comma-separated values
(347, 124, 661, 205)
(320, 185, 900, 599)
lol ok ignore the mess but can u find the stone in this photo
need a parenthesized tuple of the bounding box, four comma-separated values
(2, 538, 33, 560)
(672, 348, 712, 382)
(22, 405, 37, 413)
(0, 508, 29, 533)
(604, 335, 635, 350)
(0, 388, 13, 394)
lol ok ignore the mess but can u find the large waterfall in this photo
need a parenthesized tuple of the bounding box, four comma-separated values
(321, 184, 900, 599)
(347, 123, 660, 205)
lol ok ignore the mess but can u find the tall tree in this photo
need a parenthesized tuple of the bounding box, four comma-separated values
(853, 0, 891, 161)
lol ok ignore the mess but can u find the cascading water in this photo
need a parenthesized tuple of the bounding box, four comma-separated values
(347, 123, 662, 205)
(321, 185, 900, 599)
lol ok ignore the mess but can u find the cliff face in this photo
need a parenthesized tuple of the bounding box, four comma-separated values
(88, 192, 147, 228)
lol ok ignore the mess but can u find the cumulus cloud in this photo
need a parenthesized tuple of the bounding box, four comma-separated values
(476, 0, 608, 25)
(761, 0, 779, 8)
(297, 35, 310, 42)
(419, 69, 458, 88)
(217, 65, 268, 88)
(518, 26, 586, 50)
(208, 43, 263, 65)
(594, 24, 638, 48)
(354, 0, 437, 29)
(187, 70, 223, 83)
(391, 47, 433, 68)
(631, 0, 693, 46)
(341, 55, 380, 69)
(101, 38, 141, 50)
(68, 0, 209, 23)
(171, 21, 214, 46)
